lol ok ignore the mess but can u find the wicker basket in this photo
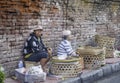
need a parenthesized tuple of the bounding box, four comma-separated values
(50, 56, 82, 78)
(81, 54, 105, 69)
(77, 46, 104, 55)
(95, 35, 115, 58)
(77, 46, 105, 69)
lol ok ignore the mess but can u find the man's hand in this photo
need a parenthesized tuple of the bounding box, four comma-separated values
(47, 47, 52, 57)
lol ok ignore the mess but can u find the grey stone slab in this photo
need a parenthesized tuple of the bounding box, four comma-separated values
(111, 63, 120, 73)
(92, 69, 103, 81)
(101, 65, 112, 76)
(81, 72, 94, 83)
(81, 69, 103, 83)
(59, 77, 81, 83)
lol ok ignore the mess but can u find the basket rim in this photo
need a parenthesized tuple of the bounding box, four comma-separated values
(51, 56, 80, 63)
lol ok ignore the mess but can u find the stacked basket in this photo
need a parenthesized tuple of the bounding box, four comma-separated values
(95, 35, 115, 58)
(77, 46, 105, 69)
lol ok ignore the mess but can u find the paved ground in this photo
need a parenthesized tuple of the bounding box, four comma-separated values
(4, 58, 120, 83)
(4, 76, 61, 83)
(94, 71, 120, 83)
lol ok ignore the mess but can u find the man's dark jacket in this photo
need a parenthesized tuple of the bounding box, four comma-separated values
(23, 33, 47, 56)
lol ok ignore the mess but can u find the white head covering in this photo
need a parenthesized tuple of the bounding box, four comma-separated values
(62, 30, 71, 36)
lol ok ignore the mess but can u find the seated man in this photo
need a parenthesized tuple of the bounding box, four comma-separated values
(23, 25, 52, 70)
(57, 30, 78, 59)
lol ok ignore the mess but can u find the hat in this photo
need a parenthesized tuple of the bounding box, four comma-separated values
(33, 26, 43, 31)
(62, 30, 71, 36)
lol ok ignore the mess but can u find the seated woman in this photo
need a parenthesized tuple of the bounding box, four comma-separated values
(57, 30, 78, 59)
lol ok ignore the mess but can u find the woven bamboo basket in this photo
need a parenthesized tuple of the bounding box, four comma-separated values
(77, 46, 105, 69)
(95, 35, 115, 58)
(50, 56, 82, 78)
(77, 46, 104, 55)
(81, 54, 105, 69)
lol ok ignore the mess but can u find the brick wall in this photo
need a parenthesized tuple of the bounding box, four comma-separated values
(0, 0, 64, 76)
(0, 0, 120, 76)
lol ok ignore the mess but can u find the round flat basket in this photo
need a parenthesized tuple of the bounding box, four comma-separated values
(50, 56, 82, 78)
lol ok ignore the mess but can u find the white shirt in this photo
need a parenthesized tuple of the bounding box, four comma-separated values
(57, 40, 76, 57)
